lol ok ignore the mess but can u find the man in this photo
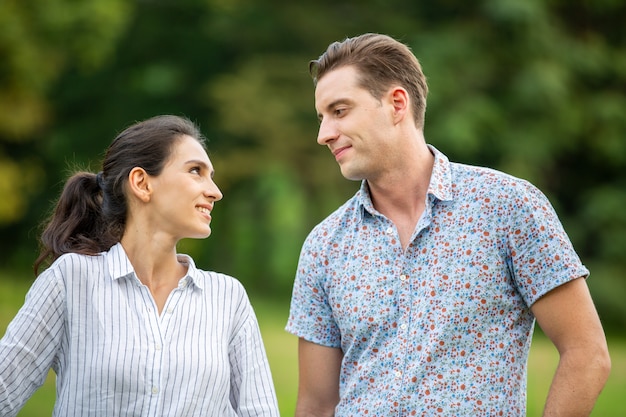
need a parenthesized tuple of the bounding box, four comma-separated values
(286, 33, 610, 416)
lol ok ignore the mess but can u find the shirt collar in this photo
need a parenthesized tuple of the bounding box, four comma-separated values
(356, 144, 454, 221)
(105, 242, 204, 291)
(426, 144, 454, 202)
(176, 253, 205, 291)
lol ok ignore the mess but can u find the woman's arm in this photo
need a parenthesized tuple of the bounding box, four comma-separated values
(0, 270, 64, 416)
(228, 297, 280, 417)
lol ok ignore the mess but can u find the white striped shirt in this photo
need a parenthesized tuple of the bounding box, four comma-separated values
(0, 243, 279, 417)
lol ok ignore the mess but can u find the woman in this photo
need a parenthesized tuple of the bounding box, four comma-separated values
(0, 115, 279, 416)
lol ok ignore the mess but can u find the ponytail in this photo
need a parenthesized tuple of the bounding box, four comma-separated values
(34, 172, 118, 274)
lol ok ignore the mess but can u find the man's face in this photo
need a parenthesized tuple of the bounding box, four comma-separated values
(314, 66, 396, 182)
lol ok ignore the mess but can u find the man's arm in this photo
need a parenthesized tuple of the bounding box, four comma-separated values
(531, 277, 611, 417)
(294, 338, 343, 417)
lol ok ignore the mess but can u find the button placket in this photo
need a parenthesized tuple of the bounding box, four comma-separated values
(138, 286, 165, 403)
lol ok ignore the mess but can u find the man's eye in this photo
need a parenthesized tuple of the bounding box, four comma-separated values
(334, 108, 346, 117)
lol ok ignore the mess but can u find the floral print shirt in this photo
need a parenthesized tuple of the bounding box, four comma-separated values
(286, 146, 588, 416)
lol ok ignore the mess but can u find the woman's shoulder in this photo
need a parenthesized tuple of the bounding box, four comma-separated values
(193, 270, 255, 325)
(193, 269, 247, 295)
(45, 251, 106, 276)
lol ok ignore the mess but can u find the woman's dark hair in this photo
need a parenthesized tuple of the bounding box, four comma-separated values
(34, 115, 206, 274)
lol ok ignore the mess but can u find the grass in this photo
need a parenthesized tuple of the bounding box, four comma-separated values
(1, 278, 623, 416)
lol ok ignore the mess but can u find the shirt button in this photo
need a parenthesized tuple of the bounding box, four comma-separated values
(386, 227, 394, 234)
(151, 386, 159, 394)
(166, 308, 173, 314)
(155, 343, 162, 350)
(395, 371, 402, 378)
(400, 323, 407, 330)
(400, 274, 407, 281)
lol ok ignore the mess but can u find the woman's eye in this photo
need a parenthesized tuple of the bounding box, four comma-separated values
(190, 167, 201, 174)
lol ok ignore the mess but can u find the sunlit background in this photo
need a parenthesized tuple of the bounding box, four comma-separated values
(1, 0, 624, 415)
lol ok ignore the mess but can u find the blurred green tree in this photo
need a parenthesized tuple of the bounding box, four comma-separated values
(0, 0, 132, 224)
(0, 0, 624, 329)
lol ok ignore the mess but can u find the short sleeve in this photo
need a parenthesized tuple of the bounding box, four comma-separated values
(507, 181, 589, 306)
(285, 229, 342, 348)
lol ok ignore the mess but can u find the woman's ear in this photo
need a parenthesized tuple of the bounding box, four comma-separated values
(127, 167, 152, 203)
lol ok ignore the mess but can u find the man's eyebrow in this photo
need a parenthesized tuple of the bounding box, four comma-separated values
(317, 98, 352, 119)
(326, 98, 351, 111)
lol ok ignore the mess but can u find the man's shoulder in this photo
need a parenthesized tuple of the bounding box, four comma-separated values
(314, 192, 360, 228)
(303, 192, 362, 247)
(451, 160, 517, 180)
(449, 161, 537, 195)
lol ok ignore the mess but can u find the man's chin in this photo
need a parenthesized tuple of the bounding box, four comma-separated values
(340, 168, 365, 182)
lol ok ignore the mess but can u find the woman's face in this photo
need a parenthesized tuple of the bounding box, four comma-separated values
(146, 135, 223, 241)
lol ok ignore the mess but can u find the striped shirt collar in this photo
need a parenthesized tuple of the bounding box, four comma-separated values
(105, 242, 204, 291)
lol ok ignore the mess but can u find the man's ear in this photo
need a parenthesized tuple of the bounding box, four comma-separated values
(389, 87, 409, 124)
(127, 167, 152, 203)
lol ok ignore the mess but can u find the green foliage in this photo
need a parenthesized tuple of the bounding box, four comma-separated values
(0, 0, 624, 327)
(0, 0, 132, 139)
(0, 156, 42, 223)
(0, 0, 132, 230)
